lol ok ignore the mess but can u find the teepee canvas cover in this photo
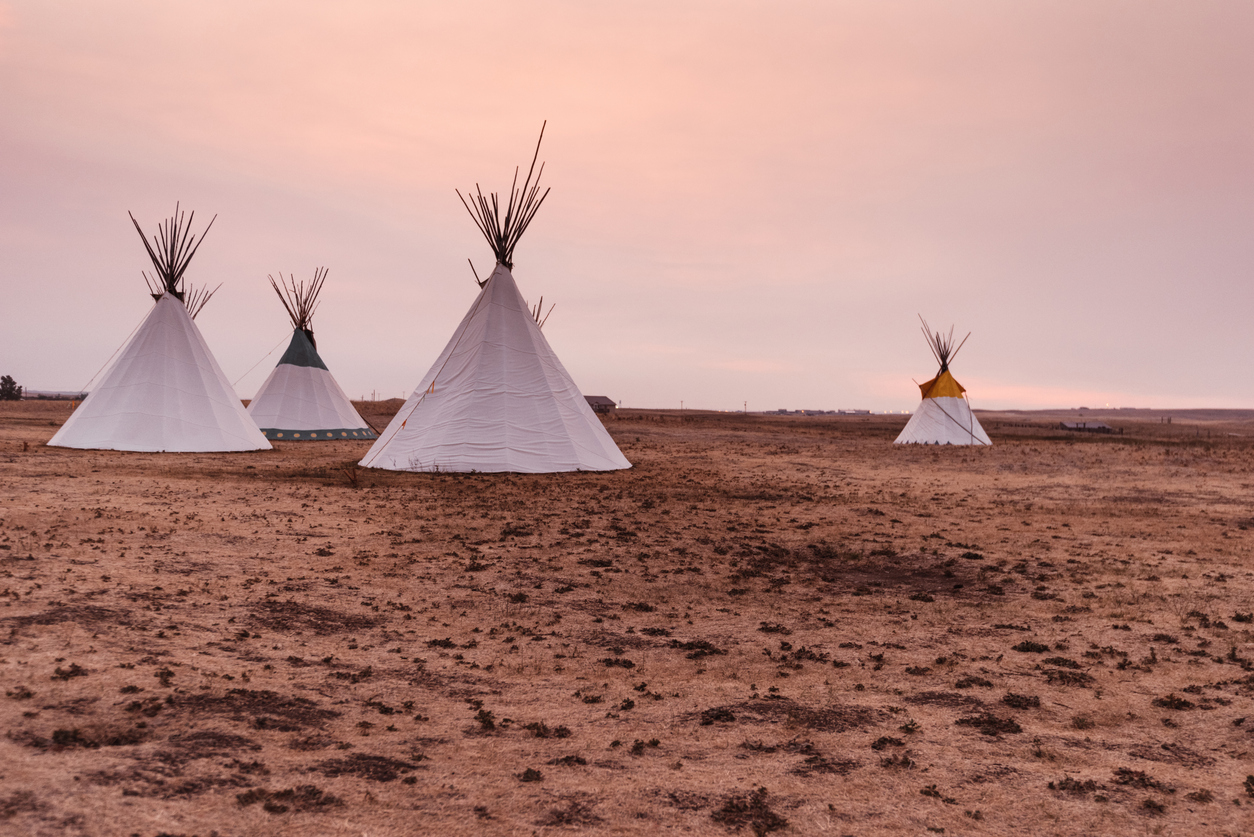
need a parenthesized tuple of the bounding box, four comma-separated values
(894, 319, 991, 446)
(49, 295, 272, 452)
(361, 126, 630, 473)
(247, 270, 376, 441)
(48, 208, 270, 453)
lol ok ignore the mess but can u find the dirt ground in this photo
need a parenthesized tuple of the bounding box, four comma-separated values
(1, 400, 1252, 837)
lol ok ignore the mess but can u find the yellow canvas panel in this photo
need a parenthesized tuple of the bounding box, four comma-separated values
(919, 369, 966, 399)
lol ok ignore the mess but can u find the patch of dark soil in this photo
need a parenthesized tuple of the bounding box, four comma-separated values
(790, 750, 858, 776)
(313, 754, 420, 782)
(237, 784, 343, 814)
(711, 786, 789, 835)
(1151, 694, 1195, 711)
(583, 630, 653, 650)
(407, 666, 458, 692)
(2, 605, 126, 635)
(846, 559, 975, 593)
(1002, 693, 1041, 710)
(523, 722, 572, 739)
(664, 790, 712, 811)
(1049, 776, 1103, 796)
(11, 725, 147, 750)
(906, 691, 986, 709)
(740, 740, 781, 754)
(225, 759, 270, 775)
(38, 697, 99, 715)
(669, 639, 728, 659)
(955, 714, 1023, 736)
(51, 663, 89, 680)
(156, 731, 261, 766)
(158, 775, 254, 799)
(537, 801, 603, 827)
(1127, 742, 1215, 768)
(329, 665, 374, 684)
(249, 600, 382, 634)
(734, 543, 965, 597)
(0, 791, 44, 821)
(1042, 656, 1083, 669)
(169, 730, 260, 752)
(591, 759, 627, 771)
(1112, 768, 1173, 792)
(84, 767, 162, 790)
(700, 707, 737, 725)
(289, 736, 338, 751)
(85, 764, 251, 800)
(1044, 668, 1095, 688)
(178, 689, 339, 730)
(697, 700, 879, 732)
(747, 739, 859, 776)
(600, 657, 636, 669)
(955, 676, 994, 689)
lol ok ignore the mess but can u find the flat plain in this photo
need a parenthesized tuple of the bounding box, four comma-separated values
(2, 400, 1252, 836)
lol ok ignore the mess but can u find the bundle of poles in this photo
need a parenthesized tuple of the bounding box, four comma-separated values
(131, 203, 217, 302)
(919, 314, 969, 373)
(268, 267, 329, 347)
(457, 122, 550, 271)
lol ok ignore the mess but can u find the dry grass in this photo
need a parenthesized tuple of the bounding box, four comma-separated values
(1, 401, 1252, 835)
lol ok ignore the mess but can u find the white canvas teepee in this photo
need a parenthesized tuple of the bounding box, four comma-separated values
(247, 269, 376, 441)
(48, 208, 270, 453)
(361, 125, 630, 473)
(894, 319, 991, 446)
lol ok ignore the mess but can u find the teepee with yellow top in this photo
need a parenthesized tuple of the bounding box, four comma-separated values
(894, 318, 991, 446)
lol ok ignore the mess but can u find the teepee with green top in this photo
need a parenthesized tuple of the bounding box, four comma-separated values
(247, 268, 376, 441)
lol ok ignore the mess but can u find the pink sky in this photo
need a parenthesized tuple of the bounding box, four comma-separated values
(3, 1, 1253, 411)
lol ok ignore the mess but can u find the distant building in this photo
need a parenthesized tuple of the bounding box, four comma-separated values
(1060, 421, 1114, 434)
(585, 395, 617, 414)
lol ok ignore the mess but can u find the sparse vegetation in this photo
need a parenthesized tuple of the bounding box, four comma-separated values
(1, 403, 1252, 834)
(0, 375, 22, 401)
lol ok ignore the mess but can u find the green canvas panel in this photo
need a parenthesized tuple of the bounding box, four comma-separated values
(277, 329, 329, 371)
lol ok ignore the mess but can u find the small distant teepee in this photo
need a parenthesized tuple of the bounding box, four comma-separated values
(247, 269, 376, 441)
(48, 206, 271, 452)
(894, 318, 991, 446)
(361, 124, 630, 473)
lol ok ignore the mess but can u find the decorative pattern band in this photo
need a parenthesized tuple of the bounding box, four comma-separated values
(260, 427, 378, 441)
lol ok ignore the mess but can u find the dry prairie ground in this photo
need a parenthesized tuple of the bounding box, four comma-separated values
(1, 400, 1253, 837)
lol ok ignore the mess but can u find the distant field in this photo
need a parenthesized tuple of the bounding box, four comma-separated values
(1, 401, 1252, 836)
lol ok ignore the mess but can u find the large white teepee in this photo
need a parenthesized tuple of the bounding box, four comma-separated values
(48, 208, 271, 453)
(361, 126, 630, 473)
(894, 319, 991, 446)
(247, 269, 376, 441)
